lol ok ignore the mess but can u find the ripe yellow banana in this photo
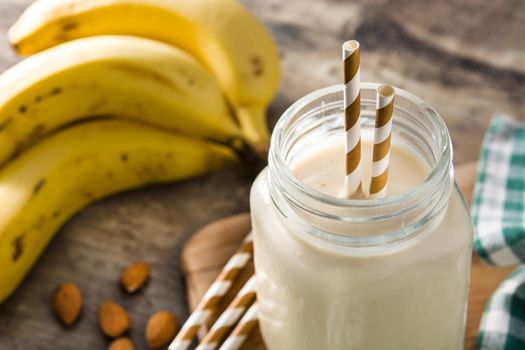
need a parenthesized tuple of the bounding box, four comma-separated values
(0, 35, 241, 168)
(0, 119, 237, 302)
(8, 0, 280, 149)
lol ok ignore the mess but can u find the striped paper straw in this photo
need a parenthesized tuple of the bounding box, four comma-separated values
(168, 233, 254, 350)
(369, 85, 395, 198)
(195, 276, 256, 350)
(342, 40, 362, 198)
(218, 302, 259, 350)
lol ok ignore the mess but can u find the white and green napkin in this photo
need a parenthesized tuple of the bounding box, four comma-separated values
(472, 114, 525, 349)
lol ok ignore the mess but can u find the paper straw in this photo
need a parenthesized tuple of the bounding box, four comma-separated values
(218, 302, 259, 350)
(195, 276, 256, 350)
(342, 40, 362, 198)
(168, 233, 254, 350)
(369, 85, 395, 198)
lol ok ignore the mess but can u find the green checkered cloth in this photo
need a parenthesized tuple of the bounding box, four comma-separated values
(472, 115, 525, 349)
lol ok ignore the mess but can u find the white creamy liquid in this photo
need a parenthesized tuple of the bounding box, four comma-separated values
(293, 140, 427, 198)
(251, 138, 472, 349)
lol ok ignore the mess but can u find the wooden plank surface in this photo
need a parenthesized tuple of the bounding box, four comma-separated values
(0, 0, 524, 349)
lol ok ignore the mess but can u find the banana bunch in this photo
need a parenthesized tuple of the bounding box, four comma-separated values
(0, 0, 280, 302)
(0, 35, 241, 166)
(8, 0, 281, 148)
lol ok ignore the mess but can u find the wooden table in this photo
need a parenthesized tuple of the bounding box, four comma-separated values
(0, 0, 524, 349)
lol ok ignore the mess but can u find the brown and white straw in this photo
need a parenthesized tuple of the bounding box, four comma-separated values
(342, 40, 362, 198)
(369, 85, 395, 198)
(196, 275, 256, 350)
(169, 233, 254, 350)
(218, 302, 259, 350)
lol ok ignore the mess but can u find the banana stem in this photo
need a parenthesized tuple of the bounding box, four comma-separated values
(235, 105, 270, 157)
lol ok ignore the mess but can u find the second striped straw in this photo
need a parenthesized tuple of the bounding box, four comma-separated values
(218, 302, 259, 350)
(369, 85, 395, 198)
(196, 275, 257, 350)
(342, 40, 362, 198)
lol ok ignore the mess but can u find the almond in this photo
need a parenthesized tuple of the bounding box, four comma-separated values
(145, 310, 178, 349)
(120, 262, 150, 293)
(108, 337, 134, 350)
(98, 301, 130, 338)
(52, 282, 83, 326)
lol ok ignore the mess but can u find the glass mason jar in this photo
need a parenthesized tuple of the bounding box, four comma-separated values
(250, 83, 473, 349)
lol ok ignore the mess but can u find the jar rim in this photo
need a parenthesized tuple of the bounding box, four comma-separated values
(269, 83, 452, 211)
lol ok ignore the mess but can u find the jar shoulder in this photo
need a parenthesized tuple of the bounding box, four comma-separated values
(250, 170, 472, 254)
(250, 167, 270, 208)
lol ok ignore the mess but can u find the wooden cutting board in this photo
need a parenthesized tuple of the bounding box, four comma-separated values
(180, 164, 516, 350)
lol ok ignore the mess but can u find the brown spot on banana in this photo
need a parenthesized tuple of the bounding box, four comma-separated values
(33, 178, 46, 195)
(32, 87, 62, 105)
(0, 117, 13, 132)
(11, 235, 25, 262)
(61, 21, 79, 32)
(251, 56, 264, 77)
(120, 153, 128, 162)
(50, 87, 62, 96)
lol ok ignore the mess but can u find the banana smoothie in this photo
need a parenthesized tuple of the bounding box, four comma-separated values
(250, 84, 473, 349)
